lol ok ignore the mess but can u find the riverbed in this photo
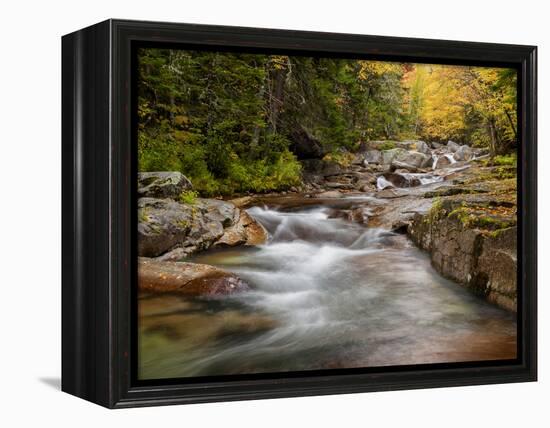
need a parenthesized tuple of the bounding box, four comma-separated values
(138, 198, 517, 380)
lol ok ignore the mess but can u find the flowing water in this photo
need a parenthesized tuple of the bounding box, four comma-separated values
(138, 200, 517, 380)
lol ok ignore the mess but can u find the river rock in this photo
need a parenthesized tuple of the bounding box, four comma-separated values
(214, 210, 268, 247)
(382, 172, 421, 188)
(394, 150, 432, 168)
(196, 198, 238, 227)
(348, 207, 371, 224)
(138, 171, 192, 198)
(454, 145, 474, 161)
(364, 150, 383, 165)
(322, 161, 347, 177)
(390, 160, 419, 173)
(414, 141, 431, 155)
(314, 190, 343, 198)
(325, 182, 355, 190)
(431, 142, 443, 149)
(138, 258, 250, 296)
(433, 155, 452, 169)
(381, 148, 407, 165)
(351, 152, 366, 166)
(447, 140, 461, 152)
(138, 198, 195, 257)
(138, 196, 268, 258)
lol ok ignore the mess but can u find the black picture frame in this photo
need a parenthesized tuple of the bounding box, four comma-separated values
(62, 19, 537, 408)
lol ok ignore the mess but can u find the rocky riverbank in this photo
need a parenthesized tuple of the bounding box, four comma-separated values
(137, 139, 517, 311)
(137, 171, 268, 295)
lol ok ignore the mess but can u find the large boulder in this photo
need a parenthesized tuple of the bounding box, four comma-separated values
(447, 140, 461, 152)
(414, 141, 431, 155)
(393, 150, 432, 168)
(138, 258, 250, 296)
(382, 172, 421, 188)
(381, 148, 407, 165)
(454, 145, 474, 161)
(139, 196, 270, 258)
(138, 198, 195, 257)
(138, 171, 192, 198)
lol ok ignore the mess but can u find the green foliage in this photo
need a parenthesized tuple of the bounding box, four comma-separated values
(403, 65, 517, 155)
(178, 190, 198, 205)
(378, 141, 396, 151)
(137, 48, 517, 197)
(493, 154, 517, 166)
(322, 150, 356, 167)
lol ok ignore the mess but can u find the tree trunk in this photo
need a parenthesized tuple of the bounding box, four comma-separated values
(504, 108, 518, 145)
(487, 118, 498, 157)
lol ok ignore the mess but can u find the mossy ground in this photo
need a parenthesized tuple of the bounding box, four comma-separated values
(426, 164, 517, 234)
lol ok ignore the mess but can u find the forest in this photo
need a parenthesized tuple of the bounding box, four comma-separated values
(137, 48, 517, 196)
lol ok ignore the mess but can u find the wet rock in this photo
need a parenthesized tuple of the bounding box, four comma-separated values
(407, 198, 517, 312)
(325, 182, 355, 190)
(138, 258, 250, 296)
(475, 227, 517, 311)
(228, 196, 255, 208)
(375, 188, 407, 199)
(382, 172, 421, 188)
(454, 145, 474, 161)
(138, 197, 266, 258)
(155, 246, 196, 262)
(214, 210, 268, 247)
(447, 140, 461, 152)
(197, 198, 238, 227)
(355, 173, 377, 191)
(433, 155, 453, 169)
(138, 171, 193, 199)
(348, 207, 371, 224)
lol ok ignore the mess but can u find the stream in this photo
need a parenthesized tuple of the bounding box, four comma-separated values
(138, 198, 517, 380)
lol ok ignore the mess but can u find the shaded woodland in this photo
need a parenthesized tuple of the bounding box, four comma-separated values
(137, 48, 517, 195)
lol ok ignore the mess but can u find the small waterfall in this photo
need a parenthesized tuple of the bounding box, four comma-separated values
(247, 206, 386, 248)
(405, 173, 444, 185)
(431, 154, 439, 170)
(445, 153, 457, 164)
(376, 176, 394, 190)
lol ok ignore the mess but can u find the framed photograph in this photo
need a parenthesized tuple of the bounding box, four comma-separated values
(62, 19, 537, 408)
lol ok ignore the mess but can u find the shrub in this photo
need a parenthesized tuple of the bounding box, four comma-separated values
(178, 190, 198, 205)
(378, 141, 396, 151)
